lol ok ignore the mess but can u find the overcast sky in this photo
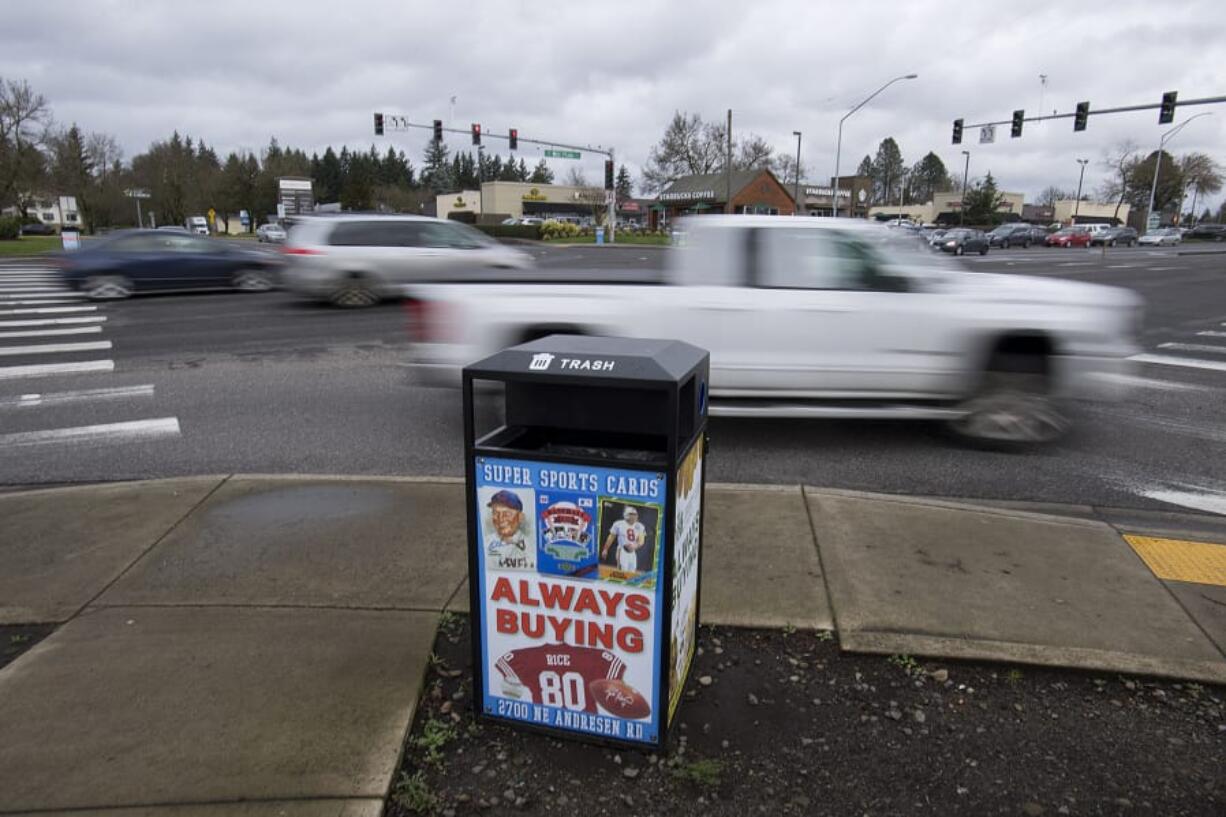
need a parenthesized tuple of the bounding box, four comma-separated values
(4, 0, 1225, 210)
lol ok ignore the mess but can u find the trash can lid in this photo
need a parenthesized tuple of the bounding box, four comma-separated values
(464, 335, 707, 386)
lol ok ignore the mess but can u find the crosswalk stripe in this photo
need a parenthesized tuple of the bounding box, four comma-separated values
(1157, 342, 1226, 355)
(0, 292, 78, 300)
(0, 316, 105, 328)
(0, 360, 114, 379)
(0, 299, 84, 307)
(0, 326, 103, 339)
(0, 384, 154, 409)
(0, 285, 66, 291)
(1196, 330, 1226, 338)
(1130, 353, 1226, 373)
(0, 306, 96, 315)
(0, 340, 112, 356)
(0, 417, 181, 448)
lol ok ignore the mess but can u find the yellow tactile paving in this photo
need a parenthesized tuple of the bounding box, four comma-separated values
(1123, 534, 1226, 587)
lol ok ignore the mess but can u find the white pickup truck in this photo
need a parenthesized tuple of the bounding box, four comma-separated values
(406, 216, 1141, 446)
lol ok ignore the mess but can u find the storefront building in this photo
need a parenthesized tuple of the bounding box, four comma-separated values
(435, 182, 609, 222)
(794, 176, 873, 217)
(650, 169, 794, 230)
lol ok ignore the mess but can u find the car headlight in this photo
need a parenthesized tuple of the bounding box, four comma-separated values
(945, 240, 956, 247)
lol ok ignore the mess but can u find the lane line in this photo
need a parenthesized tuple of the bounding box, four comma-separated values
(1149, 266, 1176, 271)
(1157, 342, 1226, 355)
(0, 292, 78, 299)
(1139, 488, 1226, 517)
(0, 326, 102, 339)
(0, 316, 106, 328)
(1196, 330, 1226, 338)
(0, 384, 155, 409)
(0, 286, 68, 292)
(0, 417, 181, 448)
(1129, 353, 1226, 373)
(0, 306, 97, 315)
(0, 299, 85, 307)
(0, 340, 112, 357)
(0, 359, 115, 379)
(1088, 372, 1215, 392)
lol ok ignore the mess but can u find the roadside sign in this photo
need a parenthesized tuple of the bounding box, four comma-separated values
(123, 188, 150, 199)
(545, 149, 581, 160)
(61, 230, 80, 251)
(1147, 213, 1160, 231)
(207, 208, 216, 223)
(979, 125, 996, 144)
(277, 203, 286, 219)
(605, 189, 615, 205)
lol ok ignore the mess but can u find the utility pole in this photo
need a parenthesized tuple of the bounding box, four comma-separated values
(832, 73, 918, 218)
(725, 109, 733, 214)
(792, 131, 802, 215)
(960, 150, 970, 226)
(1074, 158, 1089, 221)
(1147, 112, 1213, 231)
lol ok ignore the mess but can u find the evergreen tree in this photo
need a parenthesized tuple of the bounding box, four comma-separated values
(49, 124, 94, 230)
(316, 147, 342, 202)
(517, 158, 529, 182)
(529, 159, 554, 184)
(615, 165, 632, 202)
(962, 171, 1005, 225)
(421, 138, 452, 194)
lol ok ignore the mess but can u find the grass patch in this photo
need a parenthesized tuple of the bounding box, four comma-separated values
(543, 233, 670, 246)
(0, 236, 61, 256)
(411, 717, 458, 766)
(671, 758, 724, 787)
(391, 770, 438, 814)
(888, 654, 922, 677)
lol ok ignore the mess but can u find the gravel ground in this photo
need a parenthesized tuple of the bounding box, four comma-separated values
(0, 624, 55, 670)
(387, 615, 1225, 817)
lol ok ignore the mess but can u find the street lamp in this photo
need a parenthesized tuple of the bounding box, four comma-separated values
(1074, 159, 1089, 221)
(832, 73, 918, 218)
(792, 131, 802, 216)
(1146, 112, 1212, 231)
(960, 150, 970, 226)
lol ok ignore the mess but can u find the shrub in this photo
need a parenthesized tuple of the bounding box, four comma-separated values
(0, 215, 22, 240)
(473, 223, 542, 241)
(540, 219, 582, 240)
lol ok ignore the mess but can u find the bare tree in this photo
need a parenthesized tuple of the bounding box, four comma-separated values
(736, 134, 774, 171)
(1035, 185, 1070, 207)
(564, 167, 589, 188)
(640, 111, 776, 194)
(0, 77, 52, 212)
(773, 154, 808, 187)
(1098, 139, 1139, 220)
(86, 132, 123, 179)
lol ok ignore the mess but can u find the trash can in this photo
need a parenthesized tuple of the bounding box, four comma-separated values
(464, 335, 709, 751)
(595, 226, 605, 245)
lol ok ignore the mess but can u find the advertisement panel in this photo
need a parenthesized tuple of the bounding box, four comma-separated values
(667, 439, 703, 723)
(475, 456, 665, 745)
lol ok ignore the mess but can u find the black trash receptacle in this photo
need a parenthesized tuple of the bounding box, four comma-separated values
(464, 335, 709, 751)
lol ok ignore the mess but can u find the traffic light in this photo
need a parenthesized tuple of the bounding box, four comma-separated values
(509, 128, 518, 151)
(433, 119, 443, 143)
(471, 123, 481, 146)
(604, 159, 614, 191)
(1011, 109, 1024, 138)
(373, 112, 384, 136)
(952, 118, 963, 145)
(1159, 91, 1177, 125)
(1074, 101, 1090, 132)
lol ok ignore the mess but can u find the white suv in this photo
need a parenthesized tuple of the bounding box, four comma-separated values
(280, 215, 534, 306)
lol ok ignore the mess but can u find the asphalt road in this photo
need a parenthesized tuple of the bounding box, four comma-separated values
(2, 243, 1225, 517)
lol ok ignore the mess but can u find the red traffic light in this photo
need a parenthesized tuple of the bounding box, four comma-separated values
(509, 128, 518, 150)
(471, 123, 481, 146)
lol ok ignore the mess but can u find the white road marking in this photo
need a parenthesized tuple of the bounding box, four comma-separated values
(0, 306, 96, 315)
(1058, 262, 1094, 267)
(0, 299, 84, 307)
(0, 340, 112, 356)
(1157, 342, 1226, 355)
(0, 417, 181, 448)
(1148, 266, 1176, 271)
(1139, 487, 1226, 516)
(1108, 264, 1136, 269)
(1196, 330, 1226, 338)
(1129, 353, 1226, 373)
(0, 316, 105, 327)
(0, 326, 102, 339)
(0, 384, 154, 409)
(1090, 372, 1213, 392)
(0, 292, 77, 299)
(0, 359, 114, 379)
(0, 286, 66, 292)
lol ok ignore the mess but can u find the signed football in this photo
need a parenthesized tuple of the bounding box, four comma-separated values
(589, 678, 651, 719)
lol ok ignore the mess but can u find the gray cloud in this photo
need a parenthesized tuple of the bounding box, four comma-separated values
(4, 0, 1224, 208)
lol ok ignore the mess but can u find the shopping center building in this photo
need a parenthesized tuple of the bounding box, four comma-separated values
(648, 169, 795, 229)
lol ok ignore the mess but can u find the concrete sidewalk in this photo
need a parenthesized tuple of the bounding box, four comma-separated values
(1, 475, 1224, 815)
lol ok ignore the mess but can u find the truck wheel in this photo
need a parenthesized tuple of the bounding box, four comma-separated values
(954, 245, 964, 256)
(947, 361, 1068, 450)
(330, 274, 379, 308)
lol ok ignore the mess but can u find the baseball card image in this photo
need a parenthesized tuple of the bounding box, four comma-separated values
(478, 486, 536, 572)
(536, 492, 597, 578)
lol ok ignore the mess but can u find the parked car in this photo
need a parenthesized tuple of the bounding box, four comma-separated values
(1137, 228, 1182, 246)
(54, 229, 281, 299)
(19, 221, 56, 236)
(987, 224, 1036, 249)
(922, 228, 948, 247)
(1187, 223, 1226, 241)
(1090, 226, 1138, 247)
(1046, 227, 1091, 248)
(936, 228, 989, 256)
(279, 215, 535, 307)
(404, 216, 1140, 448)
(256, 223, 288, 243)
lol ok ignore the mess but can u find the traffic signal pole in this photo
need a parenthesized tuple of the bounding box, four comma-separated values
(377, 115, 617, 242)
(957, 94, 1226, 134)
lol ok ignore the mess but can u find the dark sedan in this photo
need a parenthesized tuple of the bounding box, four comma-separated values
(986, 223, 1036, 249)
(56, 230, 282, 299)
(1187, 223, 1226, 241)
(20, 221, 57, 236)
(936, 228, 989, 256)
(1089, 226, 1138, 247)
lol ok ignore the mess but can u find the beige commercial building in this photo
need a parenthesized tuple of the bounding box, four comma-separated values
(868, 189, 1026, 225)
(436, 182, 608, 222)
(1052, 199, 1130, 225)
